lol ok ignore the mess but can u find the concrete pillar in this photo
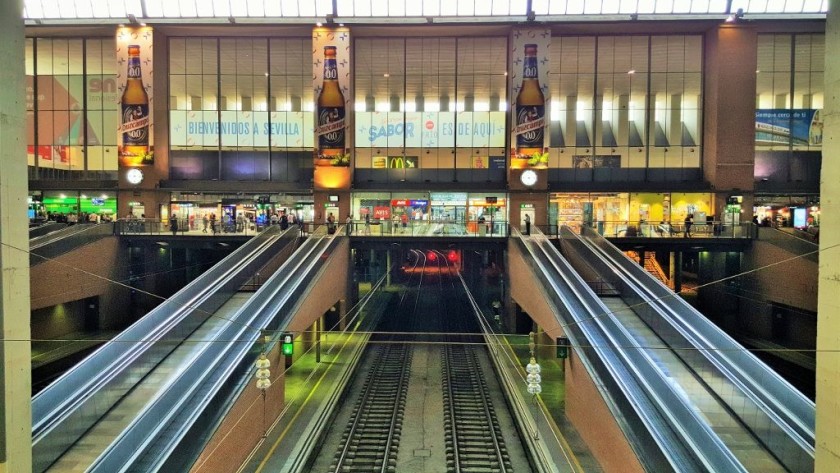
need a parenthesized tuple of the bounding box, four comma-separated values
(672, 252, 683, 294)
(639, 250, 646, 268)
(0, 1, 32, 471)
(703, 24, 757, 197)
(816, 5, 840, 472)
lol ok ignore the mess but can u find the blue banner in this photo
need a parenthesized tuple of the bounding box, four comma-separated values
(755, 109, 822, 146)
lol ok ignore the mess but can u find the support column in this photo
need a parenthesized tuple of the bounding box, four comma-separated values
(816, 5, 840, 471)
(672, 252, 683, 294)
(638, 250, 646, 268)
(0, 1, 32, 471)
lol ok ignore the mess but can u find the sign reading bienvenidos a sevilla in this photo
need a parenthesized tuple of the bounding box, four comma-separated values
(116, 26, 154, 167)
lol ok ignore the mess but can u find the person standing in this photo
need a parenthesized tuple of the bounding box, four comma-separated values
(280, 211, 289, 230)
(364, 212, 371, 235)
(202, 214, 209, 233)
(327, 212, 336, 234)
(524, 213, 531, 235)
(345, 214, 353, 235)
(170, 214, 179, 236)
(684, 214, 693, 238)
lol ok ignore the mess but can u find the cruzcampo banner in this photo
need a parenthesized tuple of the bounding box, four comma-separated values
(116, 26, 154, 166)
(510, 28, 550, 169)
(313, 27, 351, 167)
(755, 109, 823, 146)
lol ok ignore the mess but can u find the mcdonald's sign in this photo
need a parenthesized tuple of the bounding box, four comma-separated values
(388, 156, 418, 169)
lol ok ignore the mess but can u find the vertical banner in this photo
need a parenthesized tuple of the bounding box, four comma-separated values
(116, 26, 154, 166)
(313, 27, 351, 167)
(510, 28, 550, 169)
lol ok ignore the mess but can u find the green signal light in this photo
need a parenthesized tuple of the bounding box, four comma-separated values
(282, 333, 294, 356)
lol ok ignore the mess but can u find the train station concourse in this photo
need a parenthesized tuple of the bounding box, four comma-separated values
(2, 0, 840, 471)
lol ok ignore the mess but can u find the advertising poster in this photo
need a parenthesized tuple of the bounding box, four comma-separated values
(355, 111, 505, 148)
(26, 74, 120, 168)
(116, 26, 154, 166)
(755, 109, 823, 146)
(313, 27, 351, 166)
(169, 110, 314, 148)
(573, 155, 621, 169)
(509, 28, 550, 169)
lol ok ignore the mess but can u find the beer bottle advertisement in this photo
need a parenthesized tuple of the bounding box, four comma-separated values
(509, 30, 550, 170)
(116, 27, 154, 167)
(313, 28, 352, 168)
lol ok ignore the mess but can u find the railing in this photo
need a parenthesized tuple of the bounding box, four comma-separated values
(539, 221, 755, 240)
(86, 227, 341, 472)
(756, 227, 819, 263)
(576, 225, 815, 472)
(514, 228, 747, 472)
(29, 223, 115, 265)
(343, 219, 510, 237)
(31, 226, 295, 473)
(115, 218, 319, 237)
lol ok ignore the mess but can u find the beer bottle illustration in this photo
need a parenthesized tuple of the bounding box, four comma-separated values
(121, 45, 150, 165)
(514, 44, 545, 161)
(316, 46, 346, 165)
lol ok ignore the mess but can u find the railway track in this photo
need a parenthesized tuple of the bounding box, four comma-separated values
(329, 343, 412, 472)
(443, 343, 512, 473)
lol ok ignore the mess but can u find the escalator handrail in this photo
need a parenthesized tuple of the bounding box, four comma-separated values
(517, 228, 747, 472)
(86, 229, 340, 472)
(578, 225, 816, 461)
(31, 227, 296, 473)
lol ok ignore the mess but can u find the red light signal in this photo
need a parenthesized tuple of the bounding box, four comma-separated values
(427, 251, 437, 261)
(447, 250, 458, 262)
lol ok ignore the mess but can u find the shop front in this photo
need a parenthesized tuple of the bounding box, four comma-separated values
(42, 191, 117, 222)
(550, 192, 713, 237)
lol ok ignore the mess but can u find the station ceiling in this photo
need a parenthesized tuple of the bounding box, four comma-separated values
(23, 0, 827, 25)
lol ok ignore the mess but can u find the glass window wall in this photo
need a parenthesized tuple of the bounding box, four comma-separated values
(26, 37, 118, 177)
(549, 35, 702, 171)
(354, 37, 507, 174)
(169, 37, 313, 182)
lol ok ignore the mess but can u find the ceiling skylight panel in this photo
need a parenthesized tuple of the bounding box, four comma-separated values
(230, 0, 247, 16)
(280, 0, 299, 16)
(39, 0, 58, 17)
(423, 0, 440, 16)
(406, 0, 422, 15)
(509, 0, 527, 14)
(746, 0, 769, 13)
(125, 0, 143, 17)
(162, 0, 181, 17)
(765, 0, 786, 12)
(655, 0, 675, 13)
(212, 0, 231, 16)
(298, 0, 316, 15)
(637, 0, 656, 13)
(315, 0, 332, 15)
(441, 0, 456, 15)
(457, 0, 474, 16)
(567, 0, 585, 14)
(144, 0, 164, 17)
(531, 0, 549, 14)
(57, 0, 76, 18)
(584, 1, 604, 14)
(356, 0, 373, 16)
(785, 0, 805, 12)
(673, 0, 692, 13)
(24, 0, 44, 19)
(178, 0, 198, 17)
(246, 0, 265, 16)
(264, 0, 281, 16)
(74, 0, 93, 17)
(389, 0, 406, 16)
(601, 0, 621, 14)
(475, 0, 492, 15)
